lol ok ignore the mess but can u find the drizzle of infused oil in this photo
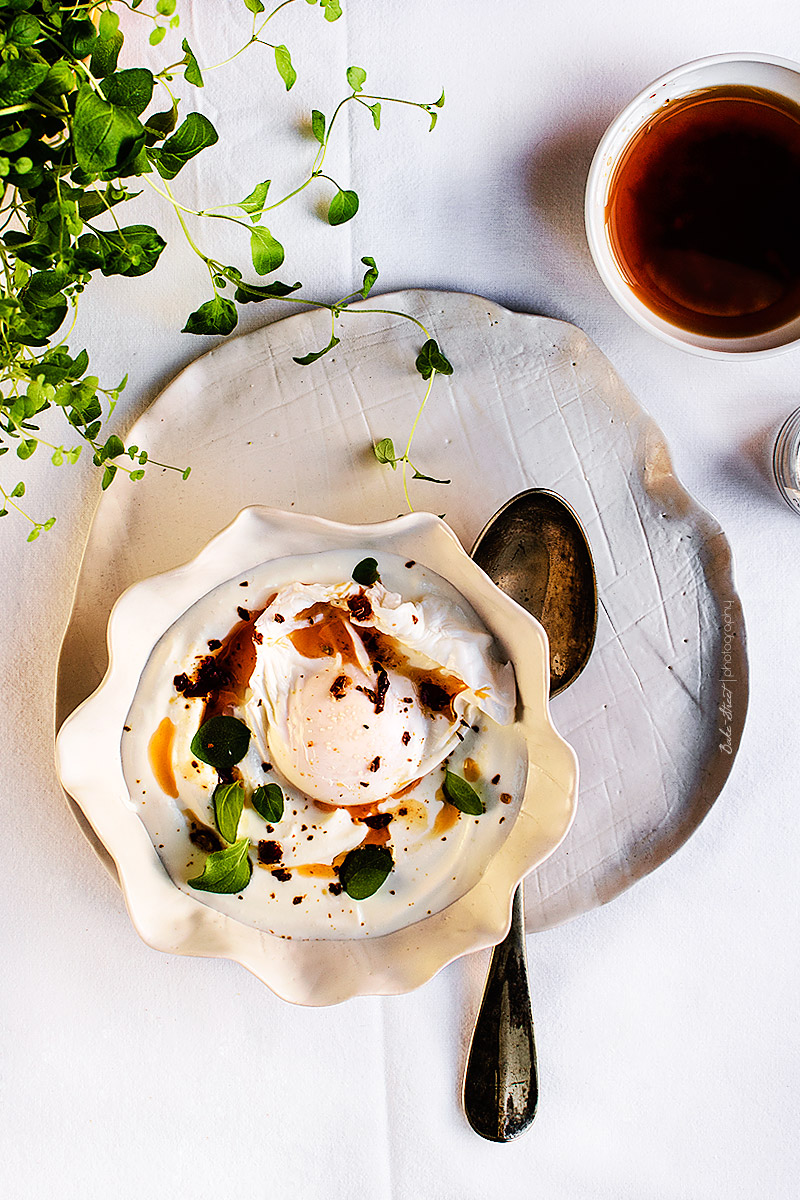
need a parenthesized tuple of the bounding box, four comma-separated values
(148, 717, 178, 798)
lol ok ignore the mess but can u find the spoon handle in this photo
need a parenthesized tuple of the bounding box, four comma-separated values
(462, 883, 538, 1141)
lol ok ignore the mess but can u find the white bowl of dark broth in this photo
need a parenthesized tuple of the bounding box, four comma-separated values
(586, 53, 800, 357)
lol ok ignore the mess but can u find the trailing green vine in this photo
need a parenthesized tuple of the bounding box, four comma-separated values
(0, 0, 451, 541)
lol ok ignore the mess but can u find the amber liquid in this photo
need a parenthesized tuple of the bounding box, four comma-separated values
(606, 85, 800, 337)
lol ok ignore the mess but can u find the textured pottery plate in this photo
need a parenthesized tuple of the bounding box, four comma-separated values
(55, 508, 578, 1004)
(55, 289, 748, 935)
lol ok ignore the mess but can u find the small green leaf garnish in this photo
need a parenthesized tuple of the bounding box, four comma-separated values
(213, 781, 245, 843)
(352, 556, 380, 585)
(190, 715, 251, 771)
(188, 838, 252, 894)
(327, 188, 359, 226)
(339, 844, 393, 899)
(443, 770, 484, 815)
(252, 783, 285, 823)
(415, 338, 454, 380)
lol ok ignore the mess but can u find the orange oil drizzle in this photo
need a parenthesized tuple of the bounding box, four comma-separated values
(148, 717, 179, 798)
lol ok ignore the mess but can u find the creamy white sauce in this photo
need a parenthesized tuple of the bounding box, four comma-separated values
(121, 551, 527, 939)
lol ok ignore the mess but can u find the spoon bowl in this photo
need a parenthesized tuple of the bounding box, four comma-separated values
(472, 489, 597, 696)
(463, 488, 597, 1141)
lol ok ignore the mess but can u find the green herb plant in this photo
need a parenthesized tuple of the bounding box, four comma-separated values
(0, 0, 451, 542)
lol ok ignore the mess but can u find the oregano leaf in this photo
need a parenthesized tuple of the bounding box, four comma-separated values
(374, 437, 396, 468)
(415, 338, 454, 380)
(250, 226, 285, 275)
(339, 845, 393, 899)
(311, 109, 326, 144)
(252, 783, 285, 823)
(347, 65, 367, 92)
(443, 770, 484, 815)
(238, 179, 270, 221)
(327, 188, 359, 226)
(188, 838, 252, 894)
(190, 715, 251, 769)
(150, 113, 218, 180)
(274, 45, 296, 91)
(352, 556, 380, 585)
(213, 781, 245, 843)
(182, 39, 204, 88)
(360, 255, 378, 298)
(182, 296, 238, 336)
(293, 332, 340, 365)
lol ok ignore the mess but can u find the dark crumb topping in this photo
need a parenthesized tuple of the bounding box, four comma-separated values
(330, 673, 351, 699)
(239, 581, 249, 587)
(402, 731, 411, 746)
(261, 762, 272, 772)
(356, 667, 389, 714)
(362, 812, 392, 830)
(292, 895, 305, 905)
(347, 591, 373, 622)
(328, 881, 343, 896)
(207, 638, 221, 651)
(257, 839, 283, 865)
(273, 613, 285, 623)
(237, 606, 249, 621)
(500, 793, 512, 805)
(492, 773, 501, 785)
(368, 755, 381, 772)
(271, 867, 292, 882)
(174, 654, 231, 699)
(189, 825, 224, 854)
(405, 560, 415, 568)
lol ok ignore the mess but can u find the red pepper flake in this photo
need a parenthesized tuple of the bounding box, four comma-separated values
(411, 614, 418, 624)
(258, 839, 282, 865)
(368, 755, 381, 772)
(330, 673, 351, 699)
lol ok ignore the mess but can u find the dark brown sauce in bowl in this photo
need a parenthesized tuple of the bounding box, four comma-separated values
(605, 85, 800, 337)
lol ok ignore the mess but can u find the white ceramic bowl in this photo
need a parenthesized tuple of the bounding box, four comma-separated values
(55, 507, 578, 1006)
(585, 52, 800, 358)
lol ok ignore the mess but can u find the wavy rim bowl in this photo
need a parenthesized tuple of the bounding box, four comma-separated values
(54, 506, 578, 1006)
(585, 52, 800, 359)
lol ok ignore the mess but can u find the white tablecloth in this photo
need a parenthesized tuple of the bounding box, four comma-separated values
(3, 2, 798, 1196)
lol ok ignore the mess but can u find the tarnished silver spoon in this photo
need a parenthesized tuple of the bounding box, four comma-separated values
(463, 488, 597, 1142)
